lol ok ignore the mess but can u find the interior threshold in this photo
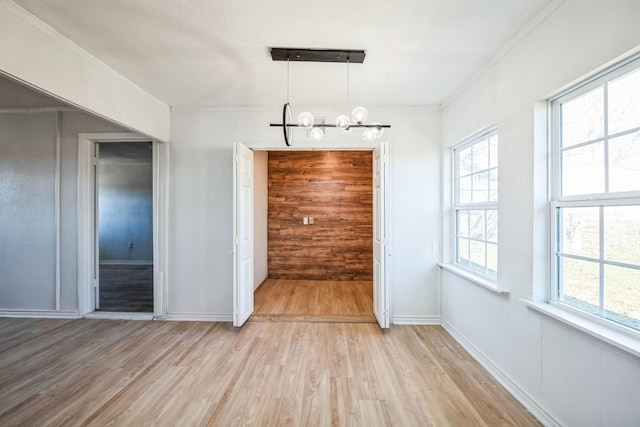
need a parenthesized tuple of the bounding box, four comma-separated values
(248, 314, 376, 323)
(84, 311, 153, 321)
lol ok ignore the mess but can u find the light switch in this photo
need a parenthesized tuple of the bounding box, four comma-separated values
(432, 241, 440, 253)
(309, 217, 314, 224)
(303, 217, 309, 225)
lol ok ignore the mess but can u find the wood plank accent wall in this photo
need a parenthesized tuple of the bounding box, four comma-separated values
(268, 151, 373, 280)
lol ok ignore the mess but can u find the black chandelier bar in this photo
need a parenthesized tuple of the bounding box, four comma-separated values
(269, 48, 390, 146)
(270, 123, 391, 129)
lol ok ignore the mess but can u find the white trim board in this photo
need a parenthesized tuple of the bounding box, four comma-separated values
(0, 310, 80, 319)
(164, 314, 233, 322)
(393, 315, 441, 325)
(441, 319, 560, 427)
(84, 312, 153, 321)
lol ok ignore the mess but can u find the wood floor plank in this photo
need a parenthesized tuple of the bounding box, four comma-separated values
(0, 318, 73, 353)
(253, 279, 374, 322)
(0, 319, 541, 427)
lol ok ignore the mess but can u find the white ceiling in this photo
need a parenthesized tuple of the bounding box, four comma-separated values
(13, 0, 552, 109)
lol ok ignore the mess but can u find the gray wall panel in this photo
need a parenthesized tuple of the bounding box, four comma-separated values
(0, 113, 57, 309)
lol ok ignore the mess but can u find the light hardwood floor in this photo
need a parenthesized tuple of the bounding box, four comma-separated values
(0, 318, 540, 426)
(252, 279, 375, 322)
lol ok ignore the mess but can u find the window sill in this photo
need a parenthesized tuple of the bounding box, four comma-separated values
(438, 263, 509, 295)
(522, 300, 640, 358)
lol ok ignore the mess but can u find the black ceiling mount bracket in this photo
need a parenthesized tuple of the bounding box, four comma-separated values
(270, 48, 366, 64)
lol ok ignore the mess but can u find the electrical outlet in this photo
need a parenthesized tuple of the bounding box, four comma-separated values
(309, 217, 314, 224)
(303, 217, 309, 225)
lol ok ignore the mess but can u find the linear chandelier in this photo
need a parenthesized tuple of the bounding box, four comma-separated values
(269, 48, 390, 146)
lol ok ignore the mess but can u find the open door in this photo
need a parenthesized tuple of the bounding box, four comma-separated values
(373, 142, 390, 328)
(233, 142, 254, 326)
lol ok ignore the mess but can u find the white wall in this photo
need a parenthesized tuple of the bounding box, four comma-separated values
(169, 106, 441, 321)
(253, 150, 268, 290)
(441, 0, 640, 425)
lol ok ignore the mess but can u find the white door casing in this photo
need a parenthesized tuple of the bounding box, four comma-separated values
(77, 133, 168, 318)
(373, 142, 390, 328)
(94, 143, 100, 310)
(233, 142, 254, 326)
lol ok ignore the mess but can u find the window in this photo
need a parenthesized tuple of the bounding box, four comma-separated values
(551, 54, 640, 333)
(453, 127, 498, 278)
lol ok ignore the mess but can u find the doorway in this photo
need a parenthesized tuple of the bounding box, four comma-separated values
(96, 142, 153, 312)
(77, 132, 168, 319)
(233, 142, 389, 327)
(253, 150, 375, 321)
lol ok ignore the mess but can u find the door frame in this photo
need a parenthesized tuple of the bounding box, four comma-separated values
(77, 133, 169, 318)
(234, 140, 391, 327)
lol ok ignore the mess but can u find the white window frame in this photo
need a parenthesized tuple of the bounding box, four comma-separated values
(452, 126, 498, 281)
(549, 53, 640, 336)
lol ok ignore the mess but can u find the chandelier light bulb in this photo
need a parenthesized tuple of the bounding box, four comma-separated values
(297, 111, 314, 129)
(351, 106, 368, 125)
(371, 122, 384, 139)
(362, 127, 377, 142)
(335, 115, 352, 134)
(309, 126, 324, 141)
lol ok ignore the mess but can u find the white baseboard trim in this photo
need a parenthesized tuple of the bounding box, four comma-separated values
(0, 309, 80, 319)
(441, 319, 560, 427)
(84, 312, 154, 320)
(164, 313, 233, 322)
(392, 315, 442, 325)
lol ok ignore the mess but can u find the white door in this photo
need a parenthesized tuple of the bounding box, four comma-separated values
(233, 142, 254, 326)
(373, 142, 390, 328)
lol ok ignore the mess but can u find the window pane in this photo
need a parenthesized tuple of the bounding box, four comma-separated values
(457, 210, 469, 237)
(608, 67, 640, 135)
(489, 169, 498, 202)
(560, 207, 599, 258)
(604, 205, 640, 265)
(457, 238, 470, 266)
(489, 135, 498, 169)
(604, 265, 640, 330)
(470, 241, 485, 271)
(561, 86, 604, 147)
(608, 131, 640, 193)
(459, 146, 473, 177)
(486, 209, 498, 243)
(459, 176, 471, 204)
(561, 142, 604, 196)
(487, 243, 497, 277)
(560, 257, 600, 314)
(472, 139, 489, 172)
(472, 172, 489, 203)
(469, 210, 485, 239)
(454, 128, 497, 276)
